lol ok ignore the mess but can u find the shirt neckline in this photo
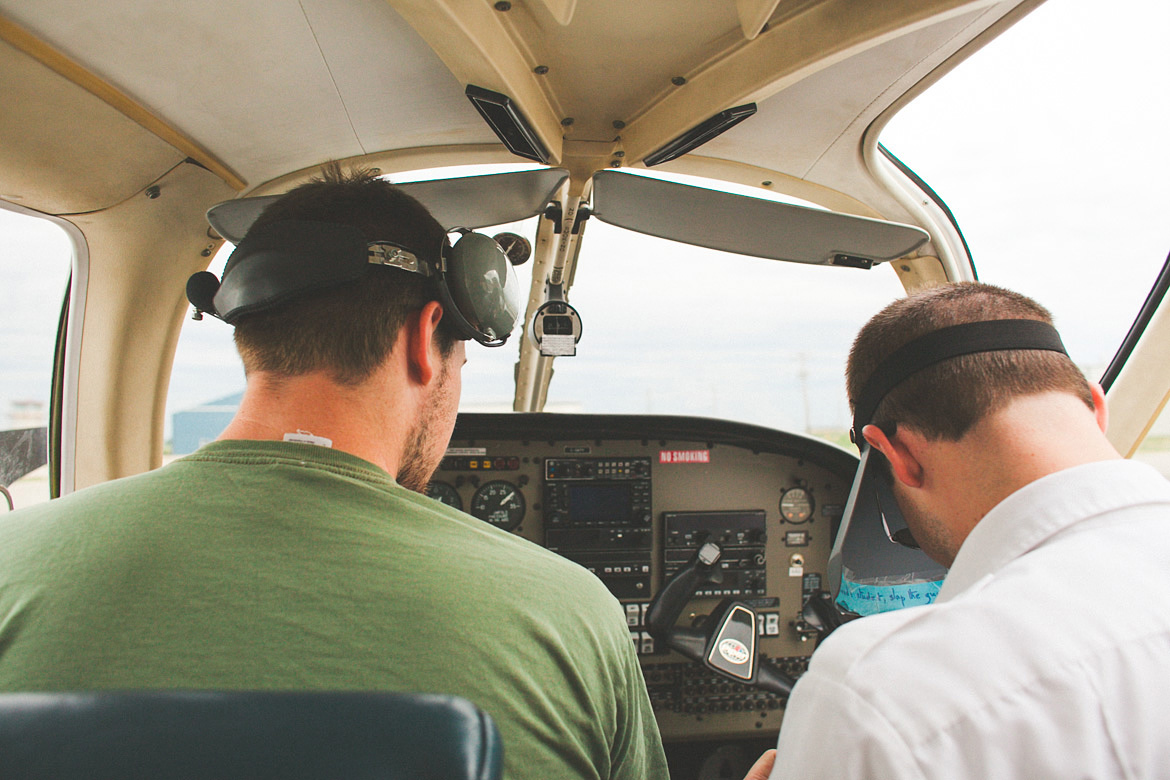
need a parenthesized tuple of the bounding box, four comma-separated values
(182, 439, 399, 487)
(937, 458, 1168, 600)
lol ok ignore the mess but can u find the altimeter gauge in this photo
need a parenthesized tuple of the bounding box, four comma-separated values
(780, 487, 814, 523)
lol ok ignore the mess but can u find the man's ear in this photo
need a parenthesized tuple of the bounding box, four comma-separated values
(1089, 381, 1109, 433)
(861, 424, 925, 488)
(404, 301, 446, 386)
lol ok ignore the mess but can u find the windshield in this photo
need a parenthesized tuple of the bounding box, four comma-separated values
(166, 0, 1169, 451)
(533, 222, 902, 438)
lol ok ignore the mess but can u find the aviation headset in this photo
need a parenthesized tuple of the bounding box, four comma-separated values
(826, 319, 1068, 597)
(186, 219, 521, 346)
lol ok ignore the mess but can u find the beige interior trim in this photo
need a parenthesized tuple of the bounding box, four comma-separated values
(535, 0, 578, 26)
(69, 162, 235, 487)
(242, 144, 522, 198)
(0, 14, 245, 192)
(737, 0, 783, 40)
(893, 255, 949, 292)
(388, 0, 566, 165)
(1106, 299, 1170, 457)
(619, 0, 992, 165)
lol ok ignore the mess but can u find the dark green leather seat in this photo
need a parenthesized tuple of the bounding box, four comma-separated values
(0, 691, 502, 780)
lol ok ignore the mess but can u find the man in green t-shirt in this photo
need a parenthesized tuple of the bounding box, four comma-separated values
(0, 165, 668, 780)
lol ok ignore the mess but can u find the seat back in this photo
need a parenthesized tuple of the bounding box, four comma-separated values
(0, 690, 502, 780)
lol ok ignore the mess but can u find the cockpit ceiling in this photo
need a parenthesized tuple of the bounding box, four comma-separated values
(1, 0, 1030, 215)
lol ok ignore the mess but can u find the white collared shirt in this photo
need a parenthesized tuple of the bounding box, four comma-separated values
(771, 459, 1170, 779)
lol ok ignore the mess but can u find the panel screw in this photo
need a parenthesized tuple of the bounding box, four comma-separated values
(611, 160, 622, 167)
(761, 180, 773, 186)
(612, 120, 626, 129)
(200, 246, 213, 257)
(534, 65, 549, 75)
(494, 1, 511, 10)
(901, 264, 912, 272)
(145, 185, 161, 199)
(671, 76, 687, 86)
(561, 117, 574, 126)
(613, 150, 625, 158)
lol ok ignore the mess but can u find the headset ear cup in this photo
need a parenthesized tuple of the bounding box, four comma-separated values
(435, 271, 481, 342)
(443, 231, 521, 345)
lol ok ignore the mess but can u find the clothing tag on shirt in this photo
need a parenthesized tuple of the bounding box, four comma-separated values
(283, 430, 333, 448)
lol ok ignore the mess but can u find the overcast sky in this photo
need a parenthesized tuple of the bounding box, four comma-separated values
(2, 0, 1168, 438)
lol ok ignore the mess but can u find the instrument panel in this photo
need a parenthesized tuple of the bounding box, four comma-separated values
(434, 413, 857, 746)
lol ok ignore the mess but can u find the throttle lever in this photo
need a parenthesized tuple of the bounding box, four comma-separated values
(797, 589, 860, 642)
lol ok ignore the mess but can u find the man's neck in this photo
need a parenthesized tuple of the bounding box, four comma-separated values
(218, 369, 414, 477)
(932, 392, 1122, 546)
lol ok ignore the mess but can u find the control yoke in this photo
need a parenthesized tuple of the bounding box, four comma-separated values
(646, 542, 794, 696)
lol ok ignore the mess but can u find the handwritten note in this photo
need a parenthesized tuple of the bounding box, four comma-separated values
(837, 577, 942, 616)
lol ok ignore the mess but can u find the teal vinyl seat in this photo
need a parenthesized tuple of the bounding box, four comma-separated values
(0, 691, 502, 780)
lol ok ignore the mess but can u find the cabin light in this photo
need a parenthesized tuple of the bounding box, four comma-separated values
(465, 85, 550, 164)
(642, 104, 757, 167)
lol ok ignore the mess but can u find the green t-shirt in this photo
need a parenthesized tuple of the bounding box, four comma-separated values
(0, 441, 667, 780)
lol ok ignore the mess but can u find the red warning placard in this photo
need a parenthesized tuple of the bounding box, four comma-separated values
(659, 450, 710, 464)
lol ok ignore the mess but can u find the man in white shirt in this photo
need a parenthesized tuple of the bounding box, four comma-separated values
(770, 282, 1170, 779)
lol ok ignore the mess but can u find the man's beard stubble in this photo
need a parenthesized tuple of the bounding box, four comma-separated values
(396, 425, 434, 492)
(397, 363, 453, 493)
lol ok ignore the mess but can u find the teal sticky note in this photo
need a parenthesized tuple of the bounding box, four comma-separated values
(837, 577, 942, 616)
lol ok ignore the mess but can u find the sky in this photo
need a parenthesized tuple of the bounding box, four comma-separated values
(2, 0, 1168, 441)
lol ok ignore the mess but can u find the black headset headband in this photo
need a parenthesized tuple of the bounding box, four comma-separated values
(851, 319, 1068, 441)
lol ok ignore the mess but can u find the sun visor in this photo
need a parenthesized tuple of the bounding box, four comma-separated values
(826, 445, 948, 616)
(590, 170, 929, 266)
(208, 168, 569, 243)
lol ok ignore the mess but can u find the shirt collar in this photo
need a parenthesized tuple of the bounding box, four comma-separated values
(937, 458, 1170, 600)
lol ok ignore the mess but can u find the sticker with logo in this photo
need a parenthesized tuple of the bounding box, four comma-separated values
(717, 638, 749, 665)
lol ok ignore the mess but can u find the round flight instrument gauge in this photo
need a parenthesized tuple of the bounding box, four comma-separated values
(780, 487, 815, 523)
(426, 481, 462, 512)
(471, 480, 526, 531)
(492, 232, 532, 266)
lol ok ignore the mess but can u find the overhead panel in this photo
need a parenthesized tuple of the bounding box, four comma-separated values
(590, 171, 928, 266)
(208, 168, 570, 243)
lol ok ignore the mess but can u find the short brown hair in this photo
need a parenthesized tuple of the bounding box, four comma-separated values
(847, 282, 1093, 440)
(232, 163, 455, 384)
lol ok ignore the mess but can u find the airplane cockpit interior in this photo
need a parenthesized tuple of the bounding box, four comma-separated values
(1, 0, 1167, 777)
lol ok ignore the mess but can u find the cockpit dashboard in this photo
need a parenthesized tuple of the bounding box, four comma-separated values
(434, 413, 857, 750)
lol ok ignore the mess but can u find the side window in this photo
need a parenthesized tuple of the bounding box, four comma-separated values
(0, 208, 73, 511)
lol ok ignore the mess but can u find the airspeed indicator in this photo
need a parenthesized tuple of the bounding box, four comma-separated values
(426, 481, 462, 511)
